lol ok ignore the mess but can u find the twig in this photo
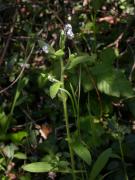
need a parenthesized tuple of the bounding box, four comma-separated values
(107, 32, 124, 48)
(128, 44, 135, 82)
(0, 44, 35, 94)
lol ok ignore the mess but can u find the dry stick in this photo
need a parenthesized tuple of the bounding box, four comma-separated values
(0, 11, 17, 66)
(0, 44, 35, 94)
(128, 44, 135, 82)
(107, 32, 124, 48)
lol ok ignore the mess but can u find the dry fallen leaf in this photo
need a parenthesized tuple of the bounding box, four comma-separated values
(98, 16, 120, 24)
(35, 123, 52, 140)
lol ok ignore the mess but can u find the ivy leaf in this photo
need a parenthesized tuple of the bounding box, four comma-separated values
(22, 162, 54, 172)
(72, 141, 92, 165)
(50, 82, 62, 99)
(67, 54, 96, 70)
(89, 148, 112, 180)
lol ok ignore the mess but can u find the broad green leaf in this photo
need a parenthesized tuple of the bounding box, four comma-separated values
(91, 64, 133, 97)
(72, 141, 92, 165)
(97, 70, 133, 97)
(67, 54, 96, 69)
(50, 82, 62, 99)
(22, 162, 54, 172)
(100, 48, 116, 65)
(89, 148, 112, 180)
(10, 131, 28, 143)
(14, 152, 27, 159)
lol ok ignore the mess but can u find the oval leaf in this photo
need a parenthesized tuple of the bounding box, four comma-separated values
(72, 142, 92, 165)
(89, 148, 112, 180)
(14, 152, 27, 160)
(50, 82, 61, 99)
(22, 162, 54, 173)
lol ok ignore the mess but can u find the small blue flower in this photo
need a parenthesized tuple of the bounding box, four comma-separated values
(64, 24, 74, 40)
(42, 44, 49, 54)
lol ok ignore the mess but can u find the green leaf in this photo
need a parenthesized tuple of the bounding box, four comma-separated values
(89, 148, 112, 180)
(2, 144, 18, 159)
(72, 141, 92, 165)
(59, 30, 66, 49)
(10, 131, 28, 143)
(0, 109, 9, 133)
(91, 64, 133, 97)
(67, 54, 96, 70)
(82, 70, 93, 92)
(22, 162, 54, 172)
(100, 48, 116, 65)
(50, 82, 62, 99)
(14, 152, 27, 159)
(19, 77, 29, 90)
(58, 161, 69, 168)
(54, 49, 64, 58)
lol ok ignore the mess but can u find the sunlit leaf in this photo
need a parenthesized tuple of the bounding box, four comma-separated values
(14, 152, 27, 160)
(10, 131, 28, 143)
(22, 162, 54, 172)
(91, 64, 134, 97)
(50, 82, 62, 99)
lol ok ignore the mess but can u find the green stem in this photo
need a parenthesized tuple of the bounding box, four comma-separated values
(60, 59, 76, 180)
(119, 138, 128, 180)
(77, 65, 81, 135)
